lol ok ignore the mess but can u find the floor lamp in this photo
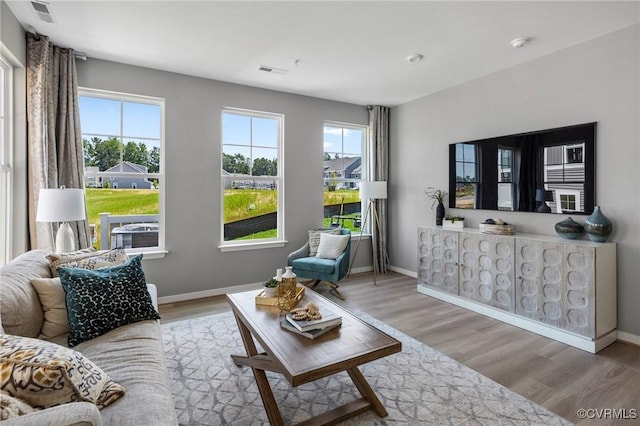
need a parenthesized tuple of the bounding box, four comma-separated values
(36, 187, 86, 252)
(349, 181, 390, 286)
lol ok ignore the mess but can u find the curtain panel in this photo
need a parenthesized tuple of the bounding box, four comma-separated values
(368, 105, 390, 274)
(26, 33, 89, 251)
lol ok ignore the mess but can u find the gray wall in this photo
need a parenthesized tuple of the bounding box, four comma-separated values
(1, 0, 28, 258)
(390, 24, 640, 335)
(75, 59, 371, 297)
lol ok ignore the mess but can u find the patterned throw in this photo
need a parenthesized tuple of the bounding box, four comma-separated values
(162, 311, 571, 426)
(58, 254, 160, 347)
(0, 335, 124, 409)
(307, 228, 341, 256)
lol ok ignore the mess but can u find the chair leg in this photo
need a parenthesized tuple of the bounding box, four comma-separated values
(324, 282, 345, 301)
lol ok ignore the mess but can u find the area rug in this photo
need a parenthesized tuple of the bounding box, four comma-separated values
(161, 311, 571, 426)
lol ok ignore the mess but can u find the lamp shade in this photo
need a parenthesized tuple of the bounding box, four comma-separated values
(360, 181, 387, 200)
(535, 189, 554, 202)
(36, 188, 86, 222)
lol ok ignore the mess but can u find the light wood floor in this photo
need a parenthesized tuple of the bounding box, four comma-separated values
(159, 272, 640, 425)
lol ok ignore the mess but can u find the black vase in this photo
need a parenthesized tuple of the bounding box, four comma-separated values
(436, 202, 445, 226)
(554, 217, 584, 239)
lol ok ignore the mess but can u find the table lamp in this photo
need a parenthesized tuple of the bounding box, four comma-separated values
(36, 187, 86, 252)
(535, 189, 554, 213)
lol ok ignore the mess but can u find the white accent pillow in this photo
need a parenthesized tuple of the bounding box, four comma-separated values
(315, 233, 349, 259)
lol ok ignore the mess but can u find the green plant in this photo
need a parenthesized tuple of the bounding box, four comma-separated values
(425, 187, 448, 209)
(264, 278, 278, 288)
(445, 214, 465, 222)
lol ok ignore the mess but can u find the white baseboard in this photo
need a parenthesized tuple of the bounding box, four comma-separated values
(617, 330, 640, 346)
(158, 282, 263, 304)
(350, 266, 373, 274)
(389, 265, 416, 278)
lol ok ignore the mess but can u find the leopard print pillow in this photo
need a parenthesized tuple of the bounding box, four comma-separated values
(57, 254, 160, 347)
(0, 334, 125, 409)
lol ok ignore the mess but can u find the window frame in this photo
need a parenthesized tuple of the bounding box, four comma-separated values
(78, 87, 166, 258)
(0, 53, 13, 266)
(219, 107, 285, 251)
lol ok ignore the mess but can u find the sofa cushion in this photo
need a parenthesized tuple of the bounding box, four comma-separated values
(76, 320, 176, 426)
(30, 277, 70, 339)
(292, 257, 336, 274)
(0, 250, 51, 338)
(58, 255, 160, 347)
(315, 233, 350, 259)
(47, 248, 128, 278)
(0, 334, 125, 410)
(308, 228, 341, 257)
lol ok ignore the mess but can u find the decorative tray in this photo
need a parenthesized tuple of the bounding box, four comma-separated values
(255, 285, 305, 307)
(479, 223, 516, 235)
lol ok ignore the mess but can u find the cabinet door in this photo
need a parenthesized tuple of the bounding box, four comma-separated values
(459, 233, 515, 312)
(515, 239, 564, 328)
(562, 245, 595, 337)
(417, 227, 458, 294)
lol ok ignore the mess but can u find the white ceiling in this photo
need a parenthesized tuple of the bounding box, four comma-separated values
(6, 1, 640, 106)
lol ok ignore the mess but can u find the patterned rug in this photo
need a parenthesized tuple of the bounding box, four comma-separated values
(161, 311, 571, 426)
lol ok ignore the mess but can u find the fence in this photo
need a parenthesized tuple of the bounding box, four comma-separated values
(99, 213, 159, 250)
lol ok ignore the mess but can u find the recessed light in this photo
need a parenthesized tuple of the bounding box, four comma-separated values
(406, 53, 424, 63)
(510, 37, 529, 48)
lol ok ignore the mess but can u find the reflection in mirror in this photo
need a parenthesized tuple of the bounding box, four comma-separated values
(449, 123, 596, 215)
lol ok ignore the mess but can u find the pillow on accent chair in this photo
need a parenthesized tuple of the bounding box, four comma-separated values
(315, 233, 350, 259)
(47, 248, 129, 277)
(0, 334, 125, 409)
(308, 228, 341, 256)
(30, 277, 70, 339)
(58, 254, 160, 347)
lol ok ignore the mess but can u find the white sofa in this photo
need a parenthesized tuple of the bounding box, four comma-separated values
(0, 250, 177, 426)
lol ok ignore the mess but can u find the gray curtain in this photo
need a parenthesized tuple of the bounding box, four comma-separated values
(26, 33, 90, 251)
(368, 105, 390, 274)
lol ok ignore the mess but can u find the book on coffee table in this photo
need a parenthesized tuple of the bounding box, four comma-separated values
(280, 320, 341, 339)
(285, 304, 342, 332)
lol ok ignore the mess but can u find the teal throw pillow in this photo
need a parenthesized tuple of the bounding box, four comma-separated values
(58, 254, 160, 347)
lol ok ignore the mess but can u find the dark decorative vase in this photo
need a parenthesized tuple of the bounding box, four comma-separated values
(584, 206, 613, 242)
(554, 217, 584, 239)
(436, 202, 445, 226)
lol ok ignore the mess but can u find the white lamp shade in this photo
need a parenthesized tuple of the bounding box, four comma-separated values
(360, 181, 387, 200)
(36, 188, 86, 222)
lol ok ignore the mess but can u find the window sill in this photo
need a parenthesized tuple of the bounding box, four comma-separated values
(125, 249, 168, 260)
(219, 240, 288, 252)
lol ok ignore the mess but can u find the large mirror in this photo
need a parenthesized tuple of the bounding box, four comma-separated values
(449, 122, 596, 214)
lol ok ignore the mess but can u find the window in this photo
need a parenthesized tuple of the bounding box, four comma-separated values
(454, 143, 477, 209)
(221, 108, 283, 248)
(0, 54, 13, 265)
(79, 89, 164, 255)
(543, 141, 586, 213)
(323, 123, 366, 232)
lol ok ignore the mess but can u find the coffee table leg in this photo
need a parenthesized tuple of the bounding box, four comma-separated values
(347, 367, 388, 417)
(233, 314, 285, 426)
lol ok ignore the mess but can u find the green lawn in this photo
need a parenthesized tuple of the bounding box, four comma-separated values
(86, 188, 362, 245)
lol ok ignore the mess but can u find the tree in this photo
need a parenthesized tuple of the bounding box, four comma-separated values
(252, 157, 277, 176)
(123, 141, 148, 167)
(223, 153, 250, 174)
(148, 147, 160, 173)
(323, 153, 331, 160)
(93, 137, 122, 171)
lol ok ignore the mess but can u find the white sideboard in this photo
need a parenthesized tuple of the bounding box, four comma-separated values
(417, 226, 617, 353)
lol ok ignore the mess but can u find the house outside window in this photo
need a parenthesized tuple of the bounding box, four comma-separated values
(220, 108, 284, 248)
(79, 89, 164, 255)
(0, 54, 13, 265)
(543, 142, 586, 213)
(323, 123, 366, 232)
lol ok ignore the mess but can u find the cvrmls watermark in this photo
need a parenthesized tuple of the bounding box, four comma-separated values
(576, 408, 637, 420)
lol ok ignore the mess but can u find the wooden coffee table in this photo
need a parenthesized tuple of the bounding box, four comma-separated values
(226, 288, 401, 426)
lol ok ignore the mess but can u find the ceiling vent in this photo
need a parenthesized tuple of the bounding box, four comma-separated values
(31, 1, 55, 24)
(259, 65, 288, 75)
